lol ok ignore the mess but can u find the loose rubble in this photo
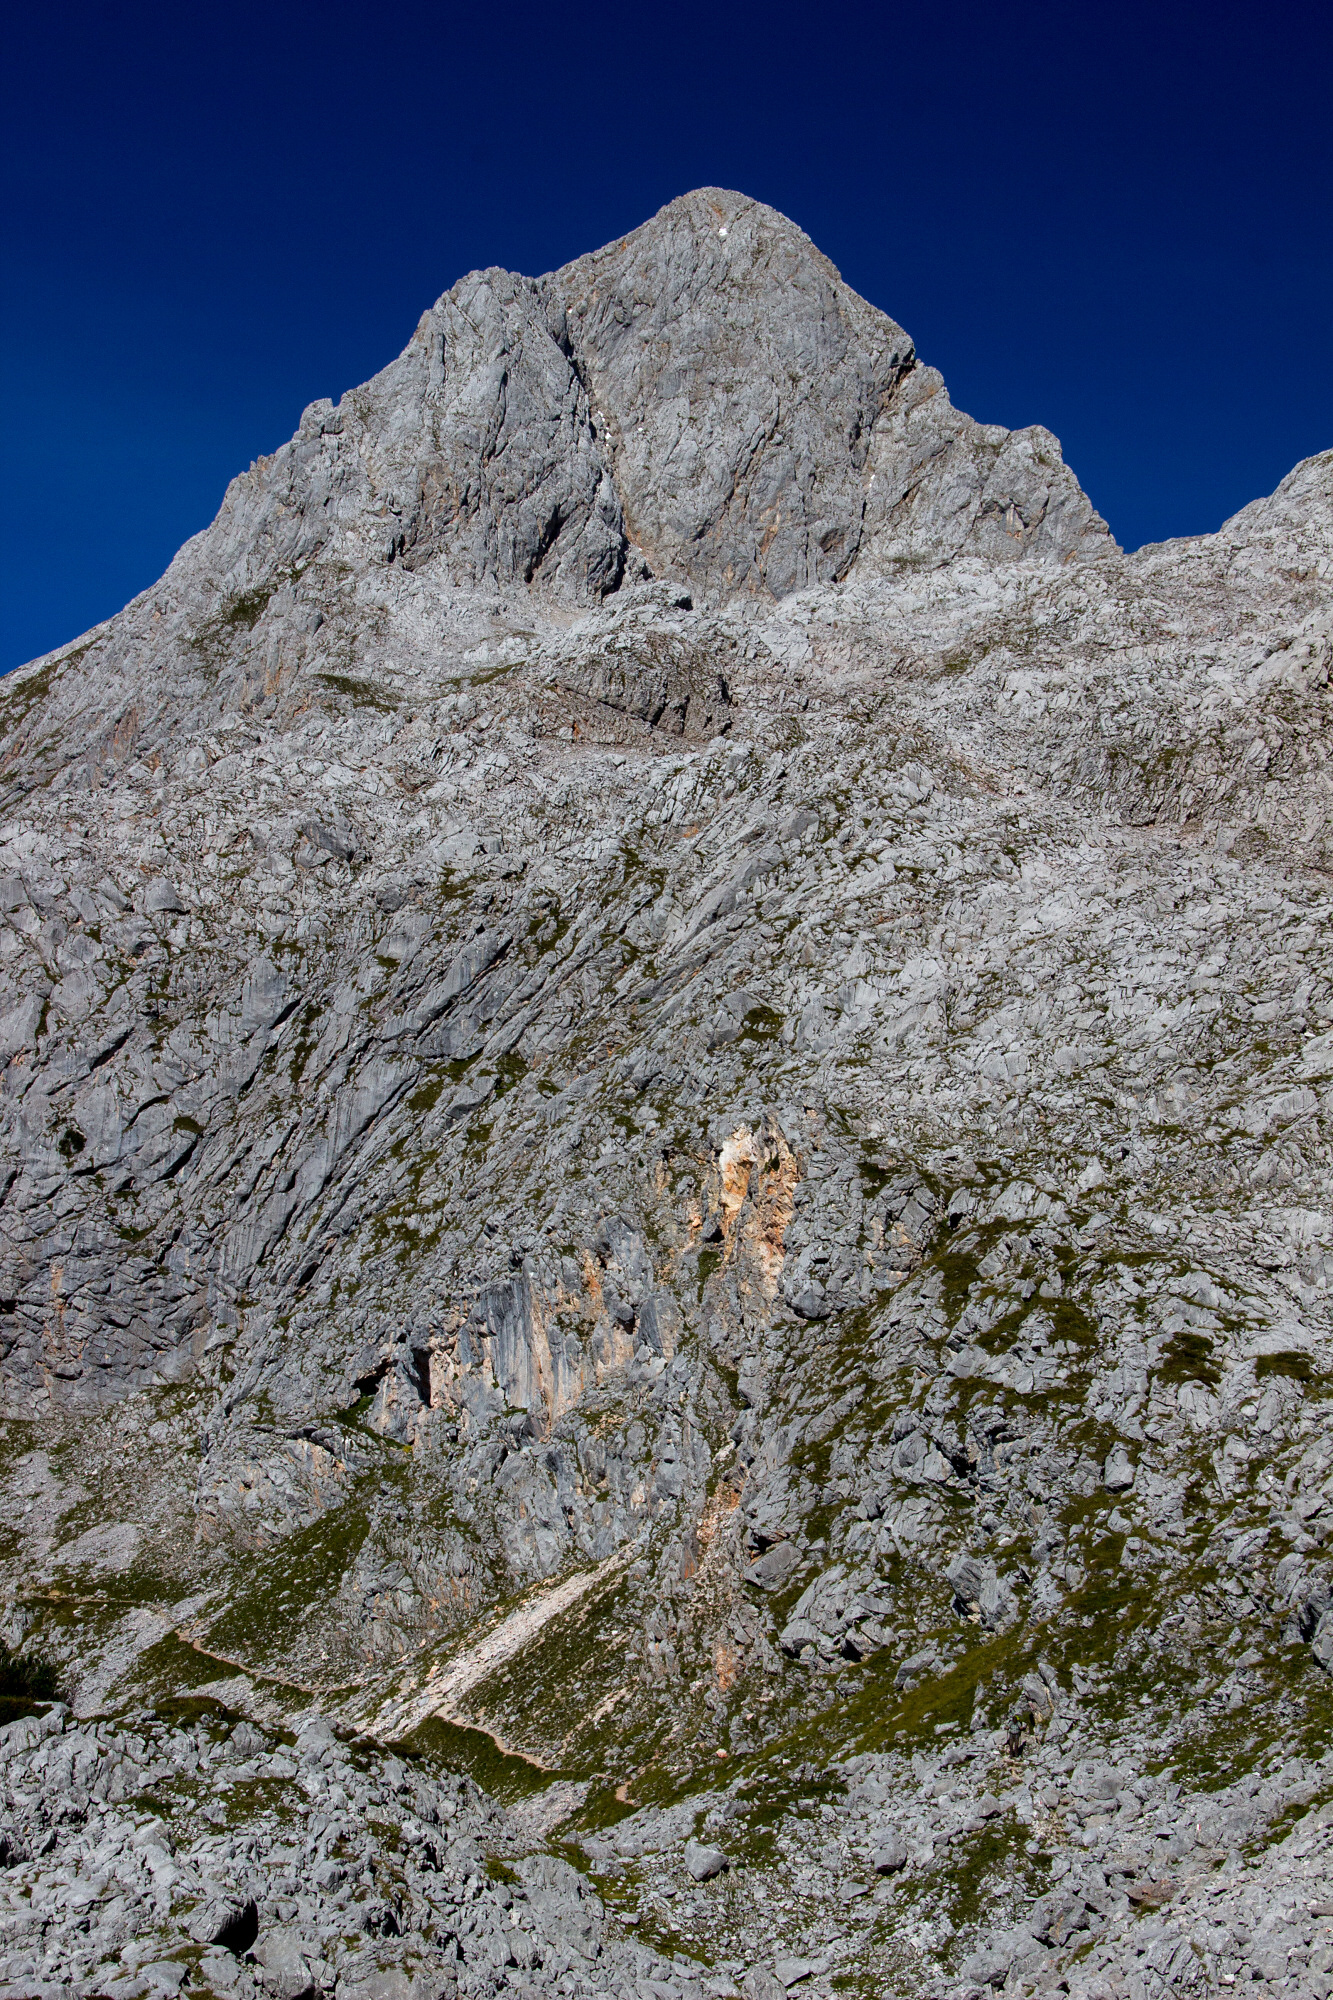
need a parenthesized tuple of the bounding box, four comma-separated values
(0, 1701, 682, 2000)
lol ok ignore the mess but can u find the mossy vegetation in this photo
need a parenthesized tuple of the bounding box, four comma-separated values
(0, 653, 65, 739)
(741, 1005, 784, 1042)
(1256, 1349, 1315, 1384)
(696, 1247, 722, 1295)
(153, 1691, 257, 1737)
(201, 1502, 371, 1664)
(112, 1629, 246, 1707)
(287, 1001, 321, 1086)
(400, 1715, 558, 1802)
(1160, 1330, 1221, 1387)
(929, 1809, 1046, 1936)
(219, 581, 280, 631)
(318, 672, 399, 712)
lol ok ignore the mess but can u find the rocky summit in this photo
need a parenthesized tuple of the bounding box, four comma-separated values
(2, 187, 1333, 2000)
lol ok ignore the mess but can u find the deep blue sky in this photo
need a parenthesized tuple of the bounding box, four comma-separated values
(4, 0, 1331, 672)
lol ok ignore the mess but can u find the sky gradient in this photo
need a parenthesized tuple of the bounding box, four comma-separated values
(3, 0, 1331, 672)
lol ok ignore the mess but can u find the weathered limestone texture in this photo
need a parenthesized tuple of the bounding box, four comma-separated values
(2, 189, 1332, 2000)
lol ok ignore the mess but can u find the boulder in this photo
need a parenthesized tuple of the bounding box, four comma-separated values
(683, 1838, 728, 1881)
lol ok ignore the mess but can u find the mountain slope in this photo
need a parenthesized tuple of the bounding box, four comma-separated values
(2, 192, 1333, 2000)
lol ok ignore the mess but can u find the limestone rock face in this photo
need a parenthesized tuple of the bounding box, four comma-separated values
(545, 188, 914, 596)
(545, 187, 1111, 595)
(212, 262, 630, 602)
(2, 191, 1333, 2000)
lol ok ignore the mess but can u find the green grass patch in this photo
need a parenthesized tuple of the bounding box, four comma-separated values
(400, 1716, 557, 1803)
(200, 1503, 371, 1662)
(932, 1811, 1047, 1939)
(696, 1248, 722, 1296)
(1159, 1331, 1221, 1387)
(741, 1005, 784, 1042)
(318, 672, 398, 712)
(153, 1691, 253, 1737)
(1256, 1350, 1315, 1384)
(219, 581, 278, 631)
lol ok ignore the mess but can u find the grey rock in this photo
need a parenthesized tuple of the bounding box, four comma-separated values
(777, 1617, 819, 1657)
(187, 1891, 260, 1952)
(1103, 1448, 1136, 1493)
(141, 1968, 190, 1997)
(744, 1541, 803, 1590)
(252, 1930, 321, 2000)
(1312, 1608, 1333, 1670)
(337, 1970, 447, 2000)
(143, 879, 186, 915)
(0, 992, 45, 1056)
(740, 1975, 785, 2000)
(894, 1648, 938, 1687)
(1029, 1885, 1088, 1945)
(547, 192, 1108, 601)
(771, 1961, 819, 1989)
(682, 1839, 728, 1881)
(3, 187, 1333, 2000)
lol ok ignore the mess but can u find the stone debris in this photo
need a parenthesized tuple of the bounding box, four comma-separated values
(0, 1702, 694, 2000)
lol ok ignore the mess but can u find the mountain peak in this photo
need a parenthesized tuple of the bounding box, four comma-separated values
(2, 196, 1329, 2000)
(182, 192, 1110, 631)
